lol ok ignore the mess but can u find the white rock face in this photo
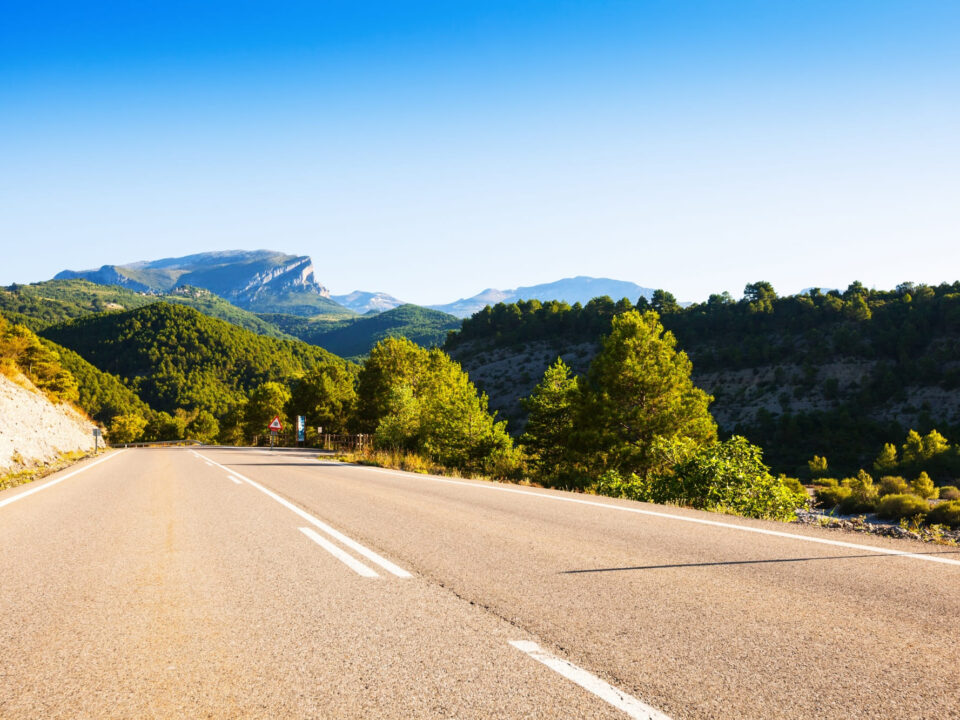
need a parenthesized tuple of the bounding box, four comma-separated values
(0, 374, 96, 474)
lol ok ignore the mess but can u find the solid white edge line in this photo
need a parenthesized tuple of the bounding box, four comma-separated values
(299, 527, 379, 578)
(355, 466, 960, 568)
(193, 451, 411, 578)
(0, 450, 126, 510)
(226, 475, 243, 484)
(509, 641, 670, 720)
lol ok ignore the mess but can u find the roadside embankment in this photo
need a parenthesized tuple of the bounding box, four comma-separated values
(0, 373, 97, 487)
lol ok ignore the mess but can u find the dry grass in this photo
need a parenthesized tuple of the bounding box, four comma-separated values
(0, 449, 96, 492)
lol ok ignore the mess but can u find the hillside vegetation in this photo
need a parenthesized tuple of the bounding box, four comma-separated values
(0, 280, 295, 338)
(446, 281, 960, 479)
(0, 280, 156, 330)
(263, 304, 460, 358)
(43, 303, 345, 418)
(0, 315, 99, 478)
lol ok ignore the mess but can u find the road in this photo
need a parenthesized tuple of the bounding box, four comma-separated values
(1, 447, 958, 719)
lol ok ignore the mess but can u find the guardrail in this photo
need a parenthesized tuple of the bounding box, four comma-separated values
(116, 439, 204, 448)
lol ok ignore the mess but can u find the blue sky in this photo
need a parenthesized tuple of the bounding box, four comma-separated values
(2, 1, 959, 304)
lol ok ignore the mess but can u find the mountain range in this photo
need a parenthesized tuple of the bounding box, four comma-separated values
(55, 250, 663, 319)
(55, 250, 345, 316)
(428, 277, 659, 318)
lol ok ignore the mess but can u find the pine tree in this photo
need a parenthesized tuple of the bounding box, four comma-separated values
(873, 443, 898, 473)
(582, 310, 716, 479)
(808, 455, 829, 477)
(520, 359, 581, 486)
(911, 471, 938, 500)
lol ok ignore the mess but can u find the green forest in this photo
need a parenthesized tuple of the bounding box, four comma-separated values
(0, 279, 294, 338)
(262, 304, 460, 358)
(447, 281, 960, 479)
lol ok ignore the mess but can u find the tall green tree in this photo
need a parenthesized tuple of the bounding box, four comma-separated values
(873, 443, 898, 473)
(650, 289, 680, 314)
(355, 337, 426, 432)
(357, 337, 514, 471)
(245, 382, 292, 440)
(288, 363, 357, 433)
(581, 310, 717, 479)
(520, 358, 581, 486)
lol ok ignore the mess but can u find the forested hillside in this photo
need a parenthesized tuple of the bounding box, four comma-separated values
(0, 280, 293, 338)
(44, 341, 155, 426)
(263, 304, 460, 357)
(0, 280, 156, 330)
(43, 303, 346, 419)
(446, 282, 960, 478)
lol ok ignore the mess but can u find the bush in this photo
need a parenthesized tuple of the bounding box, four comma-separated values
(482, 446, 525, 481)
(816, 485, 852, 509)
(876, 493, 929, 520)
(911, 472, 939, 500)
(837, 470, 879, 514)
(813, 477, 838, 487)
(658, 436, 805, 521)
(779, 476, 807, 496)
(592, 437, 805, 521)
(927, 500, 960, 528)
(878, 476, 909, 497)
(939, 485, 960, 501)
(838, 493, 878, 515)
(590, 469, 648, 502)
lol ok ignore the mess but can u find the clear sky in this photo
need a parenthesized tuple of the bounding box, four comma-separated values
(2, 1, 959, 304)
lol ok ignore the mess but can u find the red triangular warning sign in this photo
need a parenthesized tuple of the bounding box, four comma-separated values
(268, 415, 283, 431)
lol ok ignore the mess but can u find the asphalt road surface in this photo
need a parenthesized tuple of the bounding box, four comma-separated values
(1, 447, 958, 719)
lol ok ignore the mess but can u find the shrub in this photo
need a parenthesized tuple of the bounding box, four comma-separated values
(927, 501, 960, 528)
(659, 436, 805, 521)
(590, 469, 649, 502)
(779, 476, 807, 496)
(911, 472, 939, 500)
(876, 493, 929, 521)
(816, 485, 852, 509)
(939, 485, 960, 501)
(482, 446, 526, 481)
(838, 493, 878, 515)
(592, 437, 805, 520)
(813, 477, 838, 487)
(837, 470, 879, 514)
(878, 476, 910, 497)
(807, 455, 829, 478)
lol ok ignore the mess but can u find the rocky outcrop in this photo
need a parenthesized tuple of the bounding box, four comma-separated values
(238, 256, 329, 302)
(56, 250, 334, 313)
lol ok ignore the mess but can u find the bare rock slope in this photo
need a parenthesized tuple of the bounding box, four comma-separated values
(0, 373, 96, 475)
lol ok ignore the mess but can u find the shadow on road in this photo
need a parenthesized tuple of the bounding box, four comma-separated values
(560, 549, 960, 574)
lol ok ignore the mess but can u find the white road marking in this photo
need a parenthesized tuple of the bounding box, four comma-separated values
(193, 452, 411, 578)
(226, 475, 243, 485)
(357, 467, 960, 568)
(298, 527, 379, 577)
(509, 641, 670, 720)
(0, 451, 126, 511)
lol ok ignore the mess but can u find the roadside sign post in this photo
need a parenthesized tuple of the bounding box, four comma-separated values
(268, 415, 283, 448)
(92, 427, 101, 453)
(297, 415, 305, 446)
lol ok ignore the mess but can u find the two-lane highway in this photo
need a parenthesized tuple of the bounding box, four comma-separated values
(1, 447, 958, 719)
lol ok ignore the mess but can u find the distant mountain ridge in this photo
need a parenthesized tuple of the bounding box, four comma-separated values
(331, 290, 405, 314)
(53, 251, 667, 321)
(428, 276, 661, 318)
(55, 250, 344, 316)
